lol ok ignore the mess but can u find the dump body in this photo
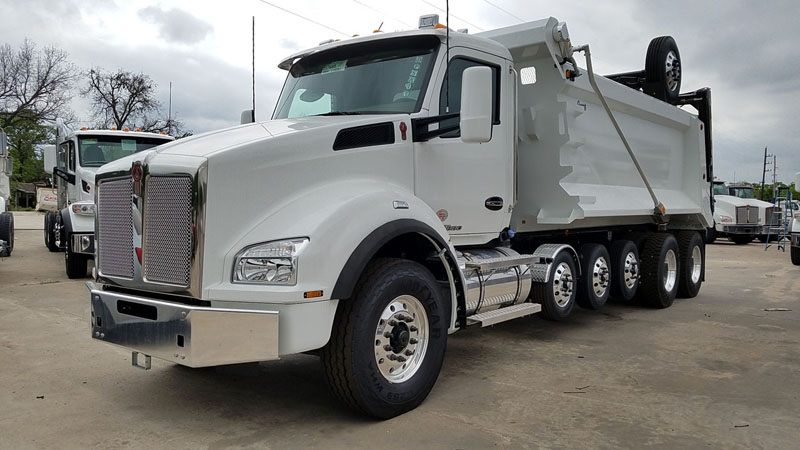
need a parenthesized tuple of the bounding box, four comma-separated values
(482, 19, 711, 232)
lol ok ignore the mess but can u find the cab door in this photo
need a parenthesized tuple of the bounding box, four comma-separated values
(414, 50, 514, 245)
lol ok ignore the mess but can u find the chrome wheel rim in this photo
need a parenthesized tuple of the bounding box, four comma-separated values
(592, 256, 610, 297)
(663, 249, 677, 292)
(552, 262, 574, 307)
(690, 245, 702, 284)
(665, 51, 681, 92)
(623, 251, 639, 289)
(374, 295, 429, 383)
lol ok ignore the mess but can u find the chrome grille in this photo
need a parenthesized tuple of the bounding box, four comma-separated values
(143, 176, 193, 286)
(97, 179, 134, 278)
(735, 206, 758, 224)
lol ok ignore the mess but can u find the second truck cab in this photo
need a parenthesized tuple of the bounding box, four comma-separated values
(43, 127, 174, 277)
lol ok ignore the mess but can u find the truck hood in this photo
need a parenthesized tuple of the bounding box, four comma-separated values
(153, 116, 386, 158)
(714, 195, 773, 208)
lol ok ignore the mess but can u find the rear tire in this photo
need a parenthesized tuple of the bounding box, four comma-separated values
(45, 211, 60, 252)
(610, 240, 639, 302)
(532, 250, 577, 321)
(791, 245, 800, 266)
(677, 231, 704, 298)
(321, 258, 448, 419)
(576, 244, 611, 310)
(0, 212, 13, 255)
(729, 235, 754, 245)
(637, 233, 679, 308)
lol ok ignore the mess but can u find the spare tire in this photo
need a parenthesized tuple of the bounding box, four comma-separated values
(644, 36, 681, 104)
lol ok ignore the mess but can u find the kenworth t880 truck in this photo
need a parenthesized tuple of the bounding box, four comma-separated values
(42, 126, 173, 278)
(87, 16, 713, 418)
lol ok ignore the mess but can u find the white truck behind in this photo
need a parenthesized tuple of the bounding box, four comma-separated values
(791, 173, 800, 265)
(87, 16, 713, 418)
(43, 126, 174, 277)
(708, 181, 774, 244)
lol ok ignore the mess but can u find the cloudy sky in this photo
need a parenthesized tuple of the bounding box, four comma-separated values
(1, 0, 798, 183)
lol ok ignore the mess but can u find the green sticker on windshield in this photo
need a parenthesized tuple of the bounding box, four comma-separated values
(121, 139, 137, 152)
(321, 60, 347, 74)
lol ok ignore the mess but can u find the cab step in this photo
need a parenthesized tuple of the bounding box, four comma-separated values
(466, 303, 541, 327)
(464, 254, 534, 271)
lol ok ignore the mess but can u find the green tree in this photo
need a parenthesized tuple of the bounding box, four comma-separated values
(1, 110, 52, 185)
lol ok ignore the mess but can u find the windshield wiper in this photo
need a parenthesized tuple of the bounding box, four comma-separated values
(313, 111, 363, 116)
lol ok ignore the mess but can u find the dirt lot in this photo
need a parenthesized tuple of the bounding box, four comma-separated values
(1, 212, 799, 449)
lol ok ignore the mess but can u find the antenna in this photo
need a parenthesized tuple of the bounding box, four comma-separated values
(445, 0, 450, 113)
(252, 16, 256, 122)
(168, 81, 172, 135)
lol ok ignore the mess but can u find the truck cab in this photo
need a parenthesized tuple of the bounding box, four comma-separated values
(43, 128, 174, 277)
(0, 128, 13, 256)
(709, 181, 773, 244)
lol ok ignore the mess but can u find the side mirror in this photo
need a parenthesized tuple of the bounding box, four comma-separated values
(43, 145, 56, 174)
(459, 66, 493, 144)
(240, 109, 255, 125)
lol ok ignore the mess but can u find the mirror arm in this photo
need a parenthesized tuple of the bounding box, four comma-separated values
(411, 112, 460, 142)
(53, 167, 76, 185)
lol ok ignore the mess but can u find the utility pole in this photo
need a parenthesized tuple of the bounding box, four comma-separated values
(760, 147, 768, 200)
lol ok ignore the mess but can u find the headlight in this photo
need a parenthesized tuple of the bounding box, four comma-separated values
(719, 215, 733, 223)
(71, 202, 96, 216)
(233, 238, 309, 285)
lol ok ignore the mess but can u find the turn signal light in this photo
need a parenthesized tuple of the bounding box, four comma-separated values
(434, 23, 447, 29)
(304, 290, 323, 299)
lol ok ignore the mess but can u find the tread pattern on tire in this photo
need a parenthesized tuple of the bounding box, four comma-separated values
(638, 233, 678, 308)
(321, 257, 444, 418)
(791, 246, 800, 266)
(676, 231, 703, 298)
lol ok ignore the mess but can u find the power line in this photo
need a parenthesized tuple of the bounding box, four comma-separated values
(254, 0, 349, 37)
(480, 0, 524, 23)
(419, 0, 484, 31)
(351, 0, 414, 29)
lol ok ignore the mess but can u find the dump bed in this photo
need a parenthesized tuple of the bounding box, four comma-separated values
(481, 19, 712, 233)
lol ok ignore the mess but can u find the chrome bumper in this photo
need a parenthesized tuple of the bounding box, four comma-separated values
(87, 282, 279, 367)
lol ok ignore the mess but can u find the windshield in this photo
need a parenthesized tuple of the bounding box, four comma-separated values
(78, 136, 171, 167)
(729, 187, 755, 199)
(273, 36, 440, 119)
(712, 183, 727, 195)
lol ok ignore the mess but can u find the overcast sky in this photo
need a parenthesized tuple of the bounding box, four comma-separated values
(1, 0, 798, 183)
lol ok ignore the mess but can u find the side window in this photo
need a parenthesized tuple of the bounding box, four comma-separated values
(438, 58, 500, 138)
(68, 141, 75, 171)
(57, 142, 68, 170)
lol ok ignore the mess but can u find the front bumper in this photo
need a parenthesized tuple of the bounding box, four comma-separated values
(87, 282, 279, 367)
(722, 225, 759, 235)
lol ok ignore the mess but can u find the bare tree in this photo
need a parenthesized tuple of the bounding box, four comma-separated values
(82, 68, 161, 130)
(0, 39, 77, 128)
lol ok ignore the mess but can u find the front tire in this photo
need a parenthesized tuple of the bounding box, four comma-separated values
(638, 233, 680, 308)
(677, 231, 704, 298)
(0, 212, 13, 255)
(64, 233, 89, 279)
(791, 245, 800, 266)
(321, 258, 448, 419)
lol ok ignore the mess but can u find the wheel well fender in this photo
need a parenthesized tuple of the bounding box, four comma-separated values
(331, 219, 465, 331)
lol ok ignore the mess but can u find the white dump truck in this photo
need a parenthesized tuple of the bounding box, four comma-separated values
(0, 129, 13, 257)
(708, 181, 774, 244)
(87, 16, 713, 418)
(43, 126, 173, 277)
